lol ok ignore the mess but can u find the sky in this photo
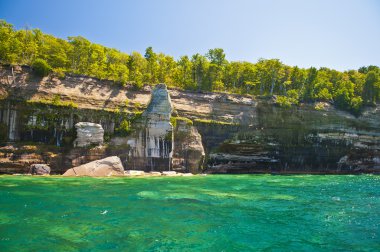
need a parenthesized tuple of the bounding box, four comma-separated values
(0, 0, 379, 71)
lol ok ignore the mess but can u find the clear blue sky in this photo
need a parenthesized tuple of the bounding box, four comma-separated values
(1, 0, 379, 70)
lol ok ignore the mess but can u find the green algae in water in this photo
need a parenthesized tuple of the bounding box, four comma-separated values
(0, 175, 379, 251)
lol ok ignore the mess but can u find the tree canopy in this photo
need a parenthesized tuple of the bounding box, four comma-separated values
(0, 20, 379, 114)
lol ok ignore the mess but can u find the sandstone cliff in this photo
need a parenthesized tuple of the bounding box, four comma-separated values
(0, 65, 379, 174)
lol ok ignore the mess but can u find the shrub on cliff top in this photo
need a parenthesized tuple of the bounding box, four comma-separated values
(32, 58, 52, 77)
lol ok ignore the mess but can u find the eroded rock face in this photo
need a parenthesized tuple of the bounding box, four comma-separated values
(0, 145, 45, 174)
(127, 84, 173, 171)
(62, 156, 124, 176)
(0, 64, 378, 174)
(202, 102, 380, 174)
(172, 119, 205, 173)
(74, 122, 104, 147)
(66, 145, 107, 167)
(30, 164, 51, 175)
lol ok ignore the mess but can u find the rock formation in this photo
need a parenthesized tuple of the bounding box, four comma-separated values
(126, 84, 173, 171)
(74, 122, 104, 147)
(0, 65, 379, 174)
(62, 156, 124, 176)
(30, 164, 51, 175)
(172, 119, 205, 173)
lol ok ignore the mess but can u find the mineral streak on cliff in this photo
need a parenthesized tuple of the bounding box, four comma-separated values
(126, 84, 174, 171)
(0, 65, 379, 174)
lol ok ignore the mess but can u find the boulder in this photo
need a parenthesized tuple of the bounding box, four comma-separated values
(30, 164, 51, 175)
(74, 122, 104, 147)
(62, 156, 124, 177)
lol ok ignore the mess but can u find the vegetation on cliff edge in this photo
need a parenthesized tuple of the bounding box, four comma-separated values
(1, 20, 379, 114)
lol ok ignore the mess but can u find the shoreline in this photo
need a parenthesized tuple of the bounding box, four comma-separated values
(1, 172, 379, 177)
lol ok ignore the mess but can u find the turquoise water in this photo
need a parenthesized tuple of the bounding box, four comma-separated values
(0, 175, 379, 251)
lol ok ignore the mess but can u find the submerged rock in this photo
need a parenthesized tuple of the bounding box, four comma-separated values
(74, 122, 104, 147)
(30, 164, 51, 175)
(62, 156, 124, 177)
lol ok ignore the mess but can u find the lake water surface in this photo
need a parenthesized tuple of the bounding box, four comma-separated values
(0, 175, 379, 251)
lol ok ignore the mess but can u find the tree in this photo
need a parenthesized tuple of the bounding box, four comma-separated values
(206, 48, 226, 66)
(0, 19, 378, 114)
(314, 70, 333, 101)
(303, 67, 318, 101)
(0, 20, 22, 64)
(144, 46, 158, 84)
(256, 59, 283, 95)
(206, 48, 227, 91)
(105, 48, 129, 84)
(363, 70, 380, 104)
(68, 36, 91, 74)
(157, 53, 176, 86)
(174, 56, 193, 89)
(128, 51, 146, 88)
(191, 53, 209, 91)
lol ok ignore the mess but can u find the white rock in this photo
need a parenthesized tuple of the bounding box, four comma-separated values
(124, 170, 145, 176)
(181, 173, 194, 176)
(162, 171, 179, 176)
(149, 171, 162, 176)
(74, 122, 104, 147)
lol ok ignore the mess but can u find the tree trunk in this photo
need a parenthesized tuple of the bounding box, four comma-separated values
(270, 78, 275, 95)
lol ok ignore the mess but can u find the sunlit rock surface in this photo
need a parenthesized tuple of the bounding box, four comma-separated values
(63, 156, 124, 177)
(74, 122, 104, 147)
(172, 119, 205, 173)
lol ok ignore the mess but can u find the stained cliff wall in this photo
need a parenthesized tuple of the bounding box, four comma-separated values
(0, 65, 379, 174)
(126, 84, 173, 171)
(201, 102, 380, 173)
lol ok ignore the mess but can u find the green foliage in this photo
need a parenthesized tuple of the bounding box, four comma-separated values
(362, 70, 380, 105)
(275, 96, 292, 108)
(287, 89, 300, 104)
(350, 96, 363, 114)
(170, 117, 177, 128)
(27, 95, 78, 108)
(115, 119, 131, 136)
(53, 67, 66, 79)
(130, 111, 143, 123)
(194, 119, 237, 126)
(177, 117, 193, 126)
(170, 116, 193, 128)
(314, 102, 327, 111)
(1, 19, 379, 115)
(316, 88, 332, 101)
(32, 58, 51, 76)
